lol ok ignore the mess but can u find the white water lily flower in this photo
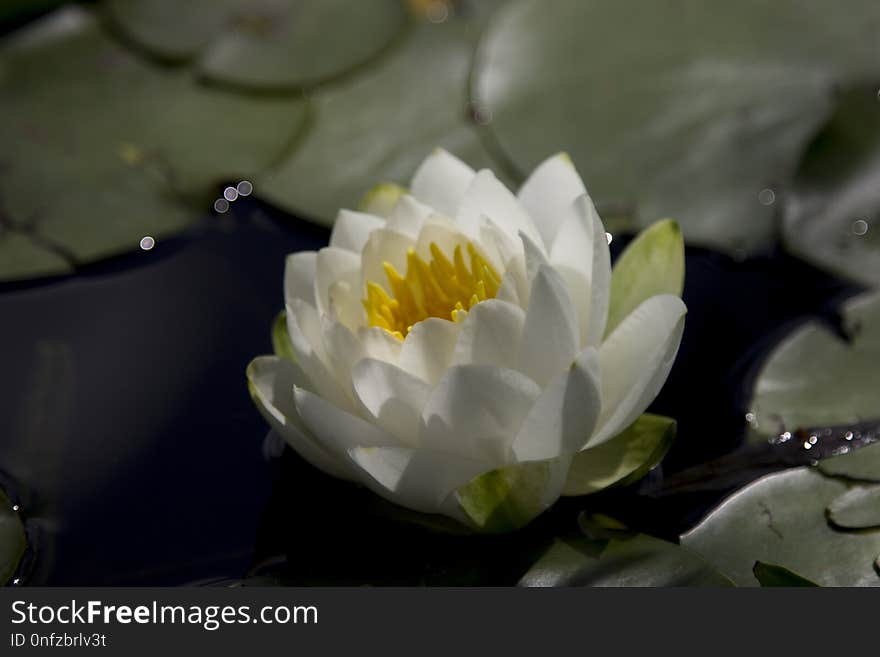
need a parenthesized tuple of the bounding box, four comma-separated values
(248, 149, 686, 532)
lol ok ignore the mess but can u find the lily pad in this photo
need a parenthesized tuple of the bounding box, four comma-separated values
(682, 468, 880, 586)
(256, 19, 508, 224)
(519, 534, 733, 587)
(745, 292, 880, 440)
(827, 485, 880, 529)
(0, 7, 307, 279)
(105, 0, 409, 91)
(473, 0, 880, 254)
(819, 442, 880, 482)
(752, 561, 819, 587)
(784, 86, 880, 285)
(0, 489, 26, 585)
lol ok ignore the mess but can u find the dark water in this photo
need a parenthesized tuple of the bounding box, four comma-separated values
(0, 195, 862, 585)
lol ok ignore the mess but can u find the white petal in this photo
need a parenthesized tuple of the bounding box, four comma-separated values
(350, 446, 490, 515)
(360, 227, 414, 295)
(457, 170, 544, 245)
(588, 294, 686, 448)
(314, 247, 360, 318)
(294, 386, 401, 461)
(412, 219, 472, 263)
(320, 318, 363, 393)
(246, 356, 352, 479)
(420, 365, 541, 463)
(496, 253, 529, 307)
(452, 299, 525, 369)
(520, 230, 549, 283)
(511, 347, 601, 461)
(284, 252, 317, 307)
(286, 299, 352, 412)
(327, 279, 365, 331)
(517, 265, 579, 386)
(410, 148, 475, 218)
(358, 326, 403, 365)
(386, 194, 435, 238)
(352, 359, 430, 446)
(329, 209, 385, 253)
(518, 152, 586, 247)
(550, 194, 612, 347)
(398, 317, 459, 385)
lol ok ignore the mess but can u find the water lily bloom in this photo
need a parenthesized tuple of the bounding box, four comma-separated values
(248, 149, 686, 532)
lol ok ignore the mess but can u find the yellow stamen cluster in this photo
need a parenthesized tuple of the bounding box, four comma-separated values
(363, 242, 501, 340)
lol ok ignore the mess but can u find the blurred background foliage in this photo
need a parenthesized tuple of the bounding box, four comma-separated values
(4, 0, 880, 283)
(2, 0, 880, 586)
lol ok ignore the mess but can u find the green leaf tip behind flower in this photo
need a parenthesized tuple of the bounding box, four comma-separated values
(271, 310, 296, 362)
(753, 561, 820, 587)
(605, 219, 685, 337)
(563, 414, 676, 496)
(0, 489, 26, 586)
(358, 183, 407, 218)
(457, 461, 553, 534)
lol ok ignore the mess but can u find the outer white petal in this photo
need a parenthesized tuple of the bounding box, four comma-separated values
(457, 170, 544, 245)
(360, 227, 413, 296)
(452, 299, 525, 370)
(587, 294, 687, 448)
(294, 386, 401, 461)
(284, 252, 317, 307)
(386, 194, 435, 238)
(550, 194, 612, 347)
(420, 365, 541, 463)
(517, 265, 579, 387)
(518, 153, 586, 247)
(314, 247, 360, 318)
(511, 347, 601, 461)
(352, 359, 430, 446)
(410, 148, 475, 218)
(329, 209, 384, 253)
(398, 317, 459, 385)
(349, 446, 490, 516)
(246, 356, 353, 480)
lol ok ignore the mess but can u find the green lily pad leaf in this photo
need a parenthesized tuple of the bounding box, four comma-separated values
(784, 86, 880, 285)
(682, 468, 880, 586)
(819, 442, 880, 482)
(473, 0, 880, 255)
(0, 231, 72, 282)
(256, 19, 509, 224)
(105, 0, 409, 91)
(827, 485, 880, 530)
(0, 7, 306, 280)
(563, 414, 676, 496)
(753, 561, 820, 587)
(0, 489, 26, 585)
(519, 535, 733, 587)
(457, 459, 560, 534)
(605, 220, 684, 336)
(745, 292, 880, 441)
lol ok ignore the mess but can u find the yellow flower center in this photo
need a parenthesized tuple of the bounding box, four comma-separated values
(363, 242, 501, 340)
